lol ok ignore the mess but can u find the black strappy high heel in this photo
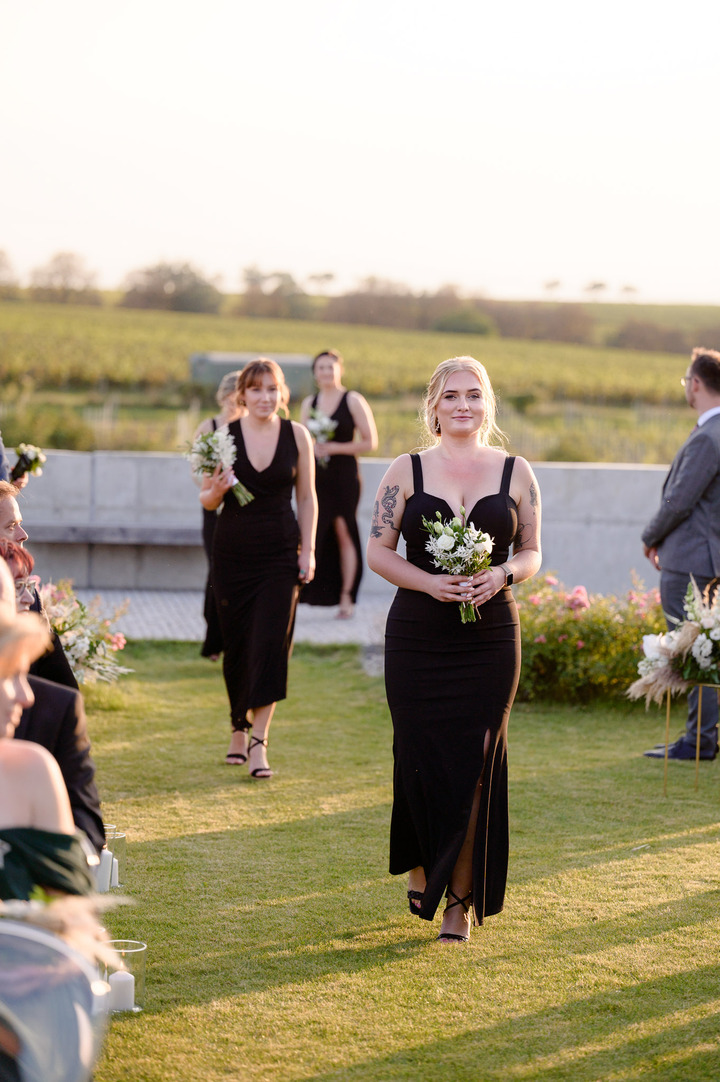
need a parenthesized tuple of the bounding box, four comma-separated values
(247, 735, 274, 779)
(225, 723, 251, 765)
(407, 889, 424, 915)
(436, 888, 472, 943)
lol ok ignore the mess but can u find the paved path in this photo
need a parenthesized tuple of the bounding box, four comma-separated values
(76, 589, 390, 648)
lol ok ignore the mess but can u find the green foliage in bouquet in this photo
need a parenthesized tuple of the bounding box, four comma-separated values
(516, 574, 665, 703)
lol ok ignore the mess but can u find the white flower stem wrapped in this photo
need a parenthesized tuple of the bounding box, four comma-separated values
(421, 508, 494, 624)
(185, 427, 254, 506)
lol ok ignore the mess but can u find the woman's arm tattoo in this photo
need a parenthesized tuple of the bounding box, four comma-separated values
(529, 481, 538, 509)
(370, 485, 400, 537)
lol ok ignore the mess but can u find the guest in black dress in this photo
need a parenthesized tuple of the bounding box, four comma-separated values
(200, 359, 317, 778)
(367, 357, 542, 943)
(191, 371, 244, 660)
(300, 350, 377, 618)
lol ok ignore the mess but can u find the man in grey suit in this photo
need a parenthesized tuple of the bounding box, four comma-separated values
(643, 347, 720, 760)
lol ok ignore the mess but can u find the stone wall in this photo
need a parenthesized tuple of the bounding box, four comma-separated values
(19, 451, 667, 597)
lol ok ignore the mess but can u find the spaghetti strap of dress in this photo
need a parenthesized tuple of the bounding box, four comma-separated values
(500, 455, 516, 494)
(410, 453, 424, 494)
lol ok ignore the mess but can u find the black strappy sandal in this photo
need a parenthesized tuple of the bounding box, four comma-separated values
(225, 721, 251, 765)
(248, 736, 274, 779)
(407, 889, 424, 915)
(436, 889, 472, 943)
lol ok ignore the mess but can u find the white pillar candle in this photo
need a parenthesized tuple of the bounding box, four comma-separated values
(95, 848, 113, 892)
(108, 970, 135, 1011)
(110, 857, 119, 888)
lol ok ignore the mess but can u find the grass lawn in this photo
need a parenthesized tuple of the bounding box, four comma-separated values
(88, 642, 720, 1081)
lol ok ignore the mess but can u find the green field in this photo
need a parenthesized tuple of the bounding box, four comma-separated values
(0, 301, 714, 461)
(85, 641, 720, 1082)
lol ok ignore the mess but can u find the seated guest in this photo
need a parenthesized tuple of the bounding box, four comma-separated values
(0, 542, 105, 855)
(0, 481, 78, 690)
(0, 560, 93, 901)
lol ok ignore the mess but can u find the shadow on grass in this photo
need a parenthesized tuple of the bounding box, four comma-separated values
(293, 965, 720, 1080)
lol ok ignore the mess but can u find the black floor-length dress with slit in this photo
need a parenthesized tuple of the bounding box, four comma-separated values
(385, 453, 520, 925)
(212, 417, 300, 731)
(201, 418, 224, 658)
(299, 391, 362, 606)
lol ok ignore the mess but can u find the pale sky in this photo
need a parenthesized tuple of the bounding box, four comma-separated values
(2, 0, 719, 303)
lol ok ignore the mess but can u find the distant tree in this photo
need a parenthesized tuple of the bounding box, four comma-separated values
(432, 308, 496, 335)
(620, 285, 638, 298)
(306, 272, 335, 294)
(29, 251, 101, 305)
(544, 279, 561, 293)
(0, 250, 19, 301)
(584, 281, 607, 298)
(607, 320, 687, 354)
(120, 262, 222, 313)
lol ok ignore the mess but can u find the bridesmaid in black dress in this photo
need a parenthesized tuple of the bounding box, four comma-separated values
(367, 357, 542, 943)
(191, 371, 243, 660)
(200, 360, 317, 778)
(299, 350, 377, 618)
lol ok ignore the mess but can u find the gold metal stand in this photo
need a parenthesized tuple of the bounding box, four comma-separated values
(663, 683, 720, 795)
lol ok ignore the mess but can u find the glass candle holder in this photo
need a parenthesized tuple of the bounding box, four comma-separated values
(105, 940, 146, 1012)
(105, 831, 127, 887)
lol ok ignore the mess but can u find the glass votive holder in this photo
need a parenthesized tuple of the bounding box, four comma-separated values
(105, 940, 146, 1012)
(103, 823, 117, 838)
(105, 831, 127, 887)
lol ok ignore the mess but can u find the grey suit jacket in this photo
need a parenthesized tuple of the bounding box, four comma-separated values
(642, 414, 720, 577)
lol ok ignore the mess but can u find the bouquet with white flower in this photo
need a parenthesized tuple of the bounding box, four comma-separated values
(185, 426, 254, 506)
(305, 407, 338, 467)
(11, 442, 47, 481)
(628, 577, 720, 704)
(39, 580, 133, 685)
(422, 508, 494, 624)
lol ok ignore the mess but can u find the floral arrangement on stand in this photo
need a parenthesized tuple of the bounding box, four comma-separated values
(627, 578, 720, 706)
(185, 427, 254, 506)
(516, 573, 665, 703)
(38, 580, 132, 685)
(421, 508, 493, 623)
(305, 407, 338, 467)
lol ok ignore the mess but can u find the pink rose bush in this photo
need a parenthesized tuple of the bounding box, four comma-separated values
(515, 573, 664, 702)
(39, 579, 132, 685)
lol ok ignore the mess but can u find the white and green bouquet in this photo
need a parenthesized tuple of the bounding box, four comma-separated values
(628, 577, 720, 705)
(186, 426, 254, 506)
(11, 442, 47, 481)
(306, 407, 338, 467)
(422, 508, 494, 623)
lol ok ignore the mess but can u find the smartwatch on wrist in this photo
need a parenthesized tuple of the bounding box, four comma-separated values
(500, 563, 514, 586)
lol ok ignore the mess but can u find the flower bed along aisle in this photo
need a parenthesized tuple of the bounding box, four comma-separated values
(515, 574, 664, 703)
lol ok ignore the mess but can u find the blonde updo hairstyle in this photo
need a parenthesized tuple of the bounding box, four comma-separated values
(422, 356, 506, 447)
(236, 358, 290, 416)
(216, 370, 242, 408)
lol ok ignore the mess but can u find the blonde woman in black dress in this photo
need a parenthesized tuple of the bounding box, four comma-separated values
(192, 370, 244, 660)
(367, 357, 541, 942)
(200, 360, 317, 778)
(300, 350, 377, 618)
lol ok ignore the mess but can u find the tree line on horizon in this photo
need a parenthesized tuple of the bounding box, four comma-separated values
(0, 249, 714, 355)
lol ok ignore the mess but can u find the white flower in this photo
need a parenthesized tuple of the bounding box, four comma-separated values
(641, 634, 665, 660)
(435, 533, 456, 552)
(710, 627, 720, 641)
(691, 633, 714, 669)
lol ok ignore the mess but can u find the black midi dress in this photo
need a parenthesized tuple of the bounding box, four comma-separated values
(299, 391, 363, 606)
(385, 453, 520, 925)
(212, 418, 300, 731)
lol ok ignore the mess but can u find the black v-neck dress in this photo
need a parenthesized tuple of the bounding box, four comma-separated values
(212, 418, 300, 731)
(299, 391, 363, 606)
(385, 453, 520, 925)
